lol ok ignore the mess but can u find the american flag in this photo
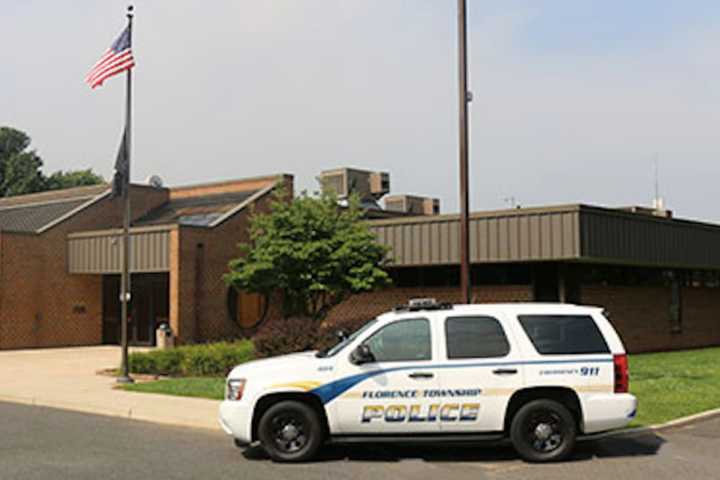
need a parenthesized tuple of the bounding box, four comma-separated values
(85, 26, 135, 89)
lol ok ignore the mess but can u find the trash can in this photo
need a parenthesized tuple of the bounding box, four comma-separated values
(156, 323, 175, 349)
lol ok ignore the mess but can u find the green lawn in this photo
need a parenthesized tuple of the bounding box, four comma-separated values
(629, 347, 720, 426)
(121, 377, 226, 400)
(120, 347, 720, 427)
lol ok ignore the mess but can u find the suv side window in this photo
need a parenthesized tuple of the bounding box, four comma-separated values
(364, 318, 431, 362)
(518, 315, 610, 355)
(445, 316, 510, 359)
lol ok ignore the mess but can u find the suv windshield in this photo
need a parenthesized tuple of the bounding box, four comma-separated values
(316, 319, 378, 358)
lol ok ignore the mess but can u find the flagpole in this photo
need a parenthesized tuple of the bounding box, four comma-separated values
(117, 4, 135, 384)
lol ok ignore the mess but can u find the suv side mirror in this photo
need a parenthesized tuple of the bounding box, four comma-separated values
(350, 344, 375, 365)
(336, 330, 348, 342)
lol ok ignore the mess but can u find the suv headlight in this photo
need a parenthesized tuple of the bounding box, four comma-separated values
(226, 379, 246, 401)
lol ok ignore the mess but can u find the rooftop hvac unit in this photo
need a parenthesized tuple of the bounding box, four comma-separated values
(384, 195, 440, 216)
(617, 205, 673, 219)
(318, 168, 390, 201)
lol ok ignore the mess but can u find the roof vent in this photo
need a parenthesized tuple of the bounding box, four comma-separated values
(318, 168, 389, 201)
(617, 205, 672, 219)
(385, 195, 440, 216)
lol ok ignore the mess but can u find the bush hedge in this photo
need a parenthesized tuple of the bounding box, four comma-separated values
(128, 340, 255, 377)
(254, 316, 370, 358)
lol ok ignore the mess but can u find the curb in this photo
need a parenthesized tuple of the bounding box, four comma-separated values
(648, 407, 720, 431)
(0, 393, 220, 432)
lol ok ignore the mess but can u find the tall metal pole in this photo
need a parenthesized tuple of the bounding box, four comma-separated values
(117, 5, 135, 384)
(457, 0, 471, 304)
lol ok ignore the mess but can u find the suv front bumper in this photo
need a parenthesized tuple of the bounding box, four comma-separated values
(219, 400, 253, 445)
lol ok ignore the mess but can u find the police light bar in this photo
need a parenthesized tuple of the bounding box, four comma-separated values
(395, 298, 453, 312)
(409, 298, 439, 309)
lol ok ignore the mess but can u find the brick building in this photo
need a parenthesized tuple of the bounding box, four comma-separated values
(324, 204, 720, 353)
(0, 171, 718, 354)
(0, 174, 290, 350)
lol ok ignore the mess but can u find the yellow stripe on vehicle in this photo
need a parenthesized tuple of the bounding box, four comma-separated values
(269, 381, 323, 392)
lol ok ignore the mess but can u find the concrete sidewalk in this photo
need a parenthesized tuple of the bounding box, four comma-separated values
(0, 346, 220, 431)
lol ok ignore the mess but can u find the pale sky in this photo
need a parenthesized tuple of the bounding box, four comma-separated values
(2, 1, 719, 222)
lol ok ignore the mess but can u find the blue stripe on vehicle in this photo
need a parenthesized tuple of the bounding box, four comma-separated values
(310, 357, 613, 405)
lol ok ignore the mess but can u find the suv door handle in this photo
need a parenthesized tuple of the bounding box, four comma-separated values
(408, 372, 434, 380)
(492, 368, 518, 376)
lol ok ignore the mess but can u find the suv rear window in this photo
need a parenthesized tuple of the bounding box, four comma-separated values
(518, 315, 610, 355)
(445, 316, 510, 359)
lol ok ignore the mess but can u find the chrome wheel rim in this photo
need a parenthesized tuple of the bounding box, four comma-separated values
(526, 409, 564, 453)
(271, 414, 308, 453)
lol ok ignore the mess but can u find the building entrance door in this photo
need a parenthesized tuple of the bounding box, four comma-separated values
(102, 273, 169, 346)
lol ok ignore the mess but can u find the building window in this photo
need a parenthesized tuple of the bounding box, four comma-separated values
(390, 264, 531, 288)
(670, 275, 683, 334)
(227, 288, 267, 333)
(686, 270, 720, 288)
(580, 265, 669, 287)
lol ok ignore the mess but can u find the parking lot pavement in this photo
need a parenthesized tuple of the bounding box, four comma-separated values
(3, 401, 720, 480)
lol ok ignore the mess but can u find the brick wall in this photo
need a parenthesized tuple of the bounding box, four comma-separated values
(0, 186, 170, 350)
(170, 177, 289, 344)
(680, 287, 720, 349)
(580, 285, 720, 353)
(0, 233, 49, 349)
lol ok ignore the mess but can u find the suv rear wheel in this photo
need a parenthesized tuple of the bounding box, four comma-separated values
(257, 400, 324, 462)
(510, 399, 577, 462)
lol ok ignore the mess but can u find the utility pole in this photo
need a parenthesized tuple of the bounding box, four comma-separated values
(457, 0, 471, 304)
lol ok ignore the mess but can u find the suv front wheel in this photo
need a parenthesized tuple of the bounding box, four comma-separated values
(257, 400, 324, 462)
(510, 399, 577, 462)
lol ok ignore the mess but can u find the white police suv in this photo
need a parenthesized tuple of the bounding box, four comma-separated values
(219, 300, 637, 462)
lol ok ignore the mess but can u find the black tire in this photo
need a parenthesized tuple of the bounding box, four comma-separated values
(510, 399, 577, 462)
(257, 400, 325, 462)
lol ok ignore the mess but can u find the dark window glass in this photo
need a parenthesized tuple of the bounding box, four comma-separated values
(364, 318, 431, 362)
(518, 315, 610, 355)
(445, 316, 510, 359)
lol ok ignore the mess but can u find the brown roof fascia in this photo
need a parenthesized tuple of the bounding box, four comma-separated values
(169, 173, 292, 200)
(368, 204, 583, 227)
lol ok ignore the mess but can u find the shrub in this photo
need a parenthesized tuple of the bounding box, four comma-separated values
(127, 340, 255, 377)
(254, 315, 372, 358)
(316, 316, 371, 352)
(153, 348, 184, 376)
(253, 317, 322, 358)
(128, 352, 157, 374)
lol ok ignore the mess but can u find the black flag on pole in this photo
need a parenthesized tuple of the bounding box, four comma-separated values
(111, 127, 129, 198)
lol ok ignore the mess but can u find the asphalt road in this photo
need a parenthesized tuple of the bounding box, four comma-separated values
(1, 401, 719, 480)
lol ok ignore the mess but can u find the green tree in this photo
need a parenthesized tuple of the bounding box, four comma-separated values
(0, 127, 104, 196)
(225, 190, 391, 321)
(0, 127, 45, 196)
(45, 168, 104, 191)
